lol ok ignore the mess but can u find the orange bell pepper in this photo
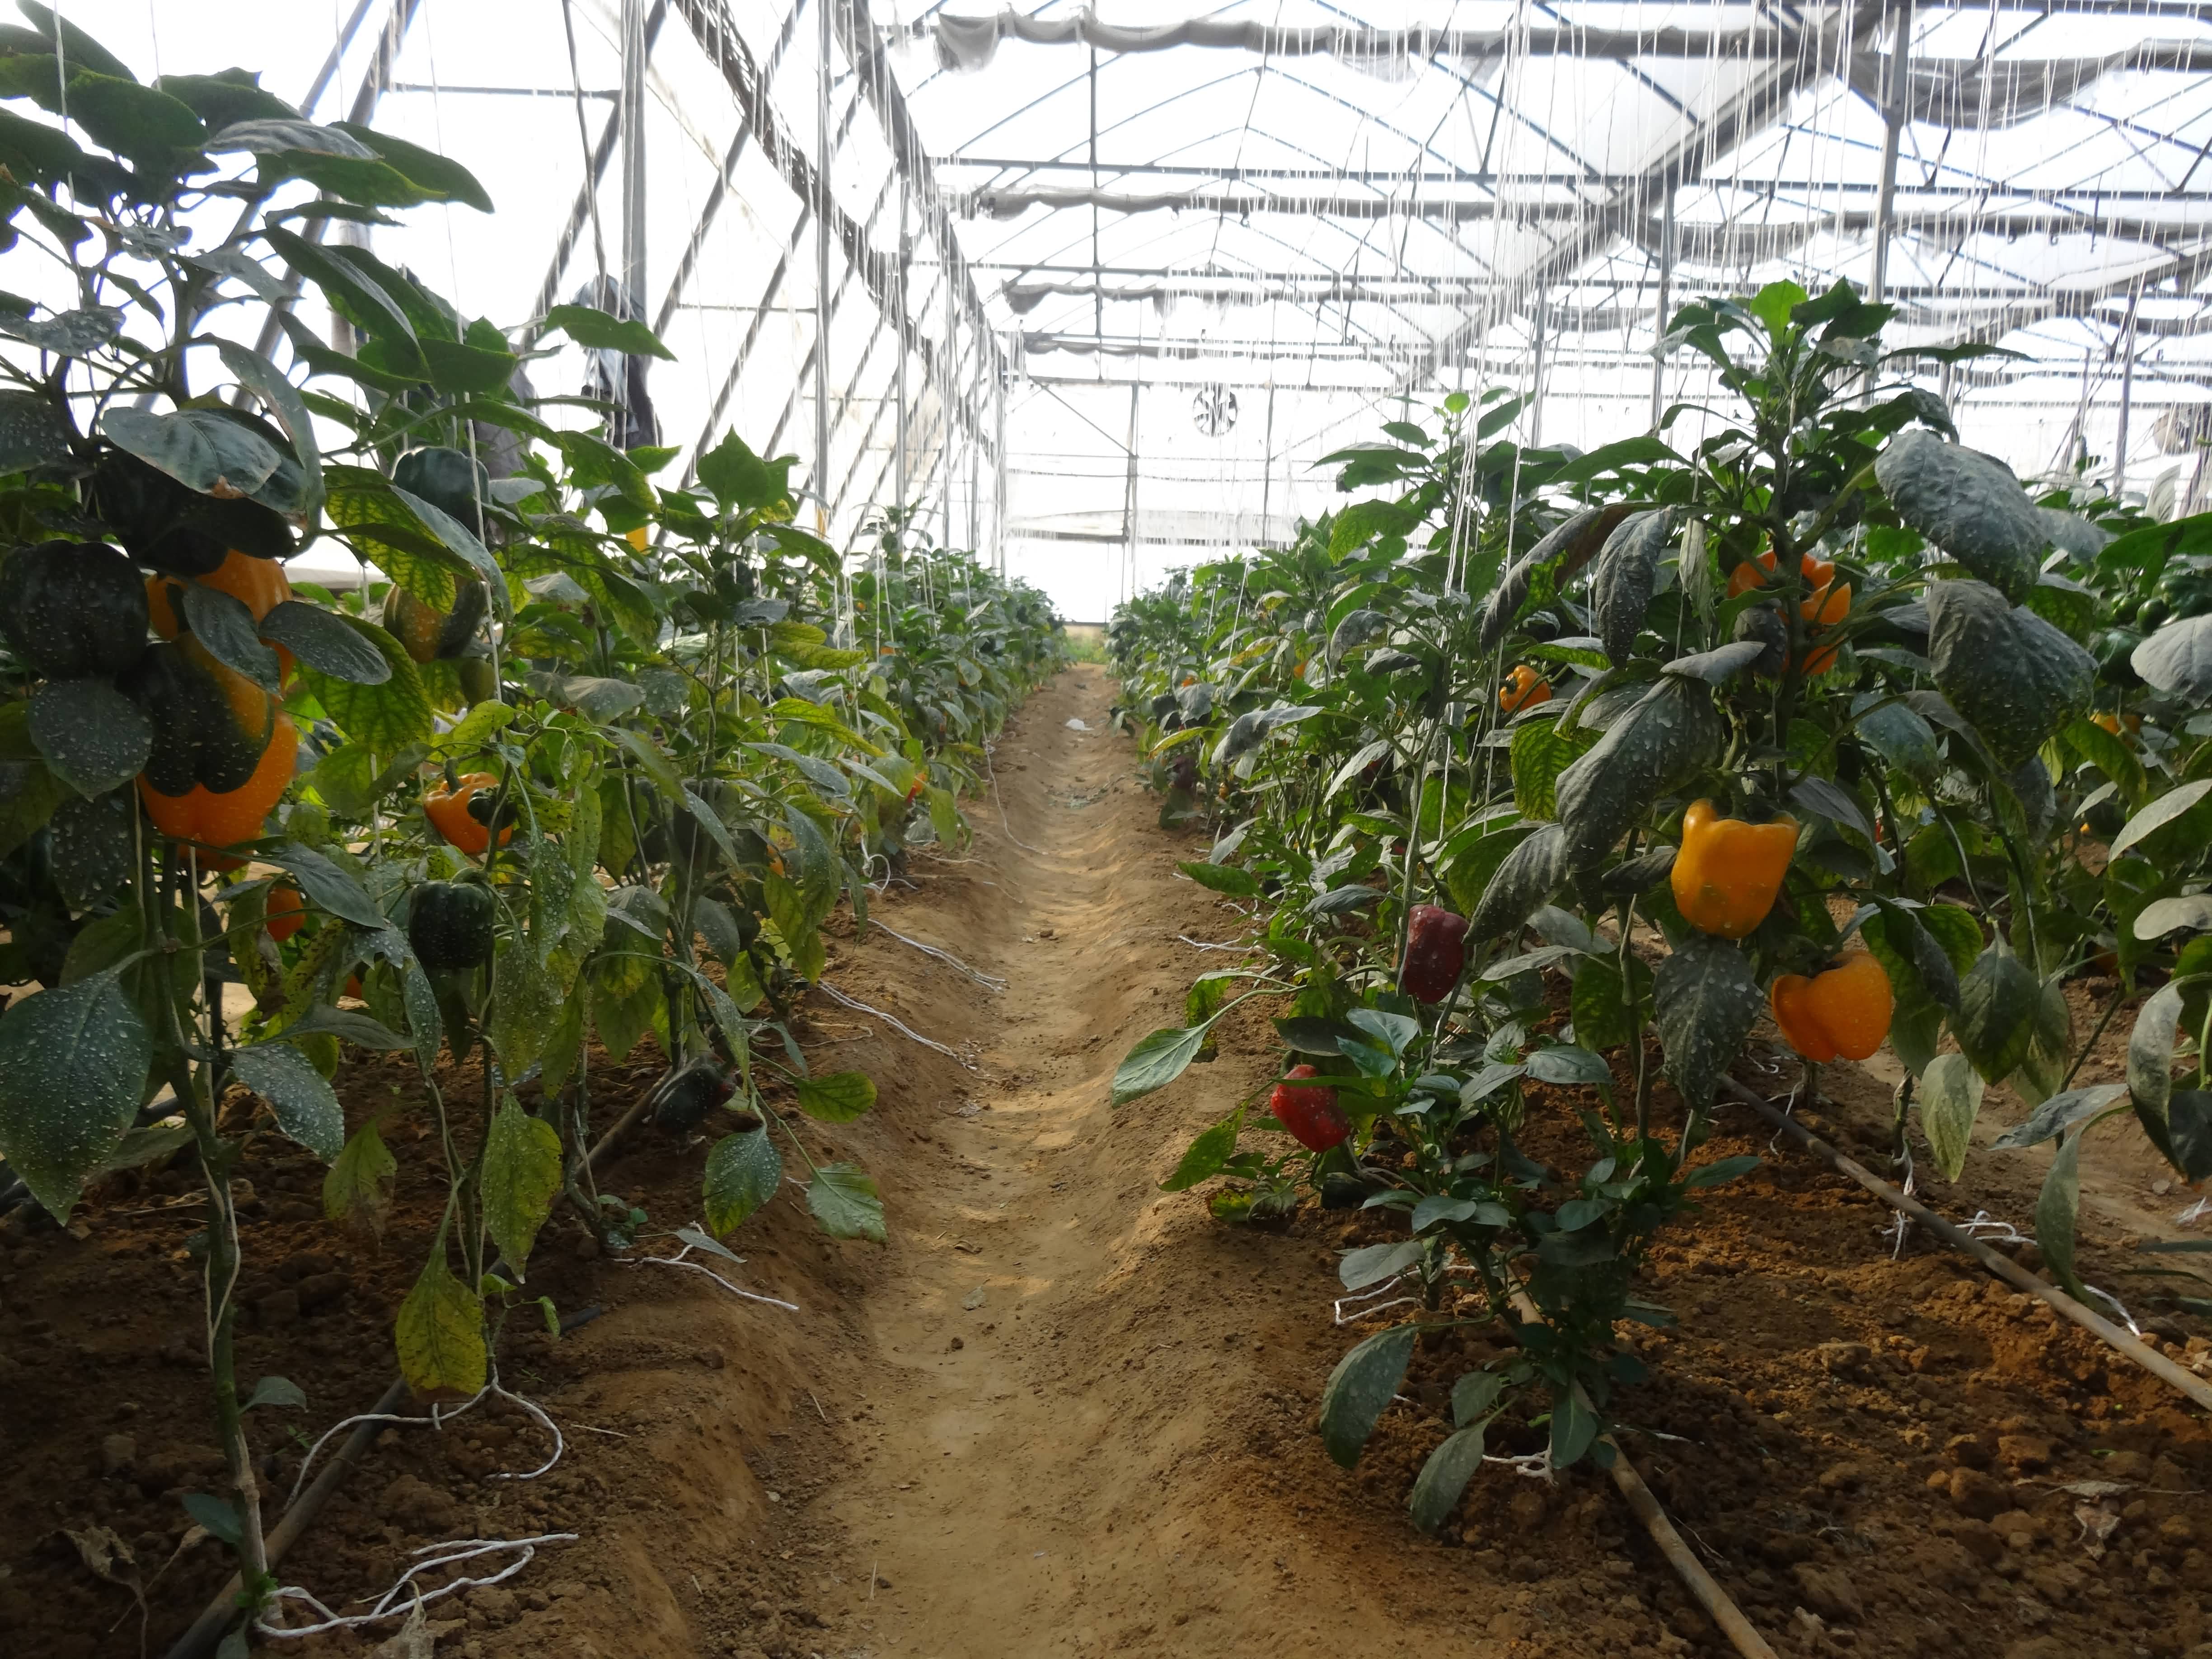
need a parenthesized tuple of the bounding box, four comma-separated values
(425, 771, 511, 855)
(266, 884, 304, 942)
(1801, 578, 1851, 628)
(1769, 950, 1893, 1063)
(147, 549, 295, 680)
(1671, 800, 1798, 939)
(1726, 547, 1837, 602)
(1500, 664, 1552, 713)
(139, 712, 297, 850)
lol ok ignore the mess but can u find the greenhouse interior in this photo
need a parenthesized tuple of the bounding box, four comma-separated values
(16, 2, 2212, 1658)
(23, 0, 2204, 621)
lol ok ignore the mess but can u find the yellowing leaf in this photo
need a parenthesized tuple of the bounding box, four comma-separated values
(395, 1242, 485, 1402)
(482, 1099, 562, 1279)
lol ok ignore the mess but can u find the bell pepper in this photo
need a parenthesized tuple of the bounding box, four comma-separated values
(1803, 579, 1850, 628)
(393, 445, 489, 537)
(1726, 545, 1835, 601)
(266, 884, 304, 942)
(1500, 664, 1551, 713)
(381, 580, 488, 665)
(1769, 950, 1893, 1063)
(138, 711, 297, 849)
(408, 876, 497, 973)
(1672, 800, 1798, 939)
(147, 548, 295, 681)
(1802, 642, 1841, 677)
(0, 540, 149, 680)
(425, 771, 511, 855)
(1401, 904, 1470, 1003)
(1269, 1065, 1350, 1152)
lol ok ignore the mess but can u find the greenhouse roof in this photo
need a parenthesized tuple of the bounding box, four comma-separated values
(42, 1, 2212, 619)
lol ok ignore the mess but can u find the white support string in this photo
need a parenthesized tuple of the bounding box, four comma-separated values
(869, 919, 1008, 990)
(257, 1534, 578, 1638)
(626, 1241, 802, 1311)
(817, 981, 977, 1068)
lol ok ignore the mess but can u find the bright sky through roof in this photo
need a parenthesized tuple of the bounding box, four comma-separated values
(28, 2, 2212, 620)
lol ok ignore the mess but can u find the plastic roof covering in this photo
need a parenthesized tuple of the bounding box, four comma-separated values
(34, 2, 2212, 622)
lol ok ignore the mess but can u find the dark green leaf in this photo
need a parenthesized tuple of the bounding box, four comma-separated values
(1409, 1423, 1487, 1534)
(1177, 860, 1260, 898)
(543, 302, 675, 361)
(228, 1041, 343, 1160)
(100, 405, 281, 498)
(703, 1127, 783, 1234)
(793, 1070, 876, 1123)
(1993, 1083, 2128, 1150)
(1160, 1109, 1243, 1193)
(47, 788, 131, 909)
(2035, 1133, 2085, 1297)
(258, 600, 389, 684)
(807, 1162, 886, 1242)
(1548, 1389, 1602, 1468)
(283, 1002, 412, 1051)
(1652, 935, 1763, 1114)
(1592, 508, 1673, 665)
(1554, 677, 1722, 868)
(1319, 1325, 1416, 1468)
(0, 970, 152, 1219)
(2128, 982, 2186, 1118)
(1954, 944, 2041, 1083)
(0, 388, 72, 470)
(1469, 822, 1569, 940)
(263, 843, 386, 929)
(1926, 581, 2094, 765)
(1875, 430, 2041, 602)
(1681, 1153, 1760, 1189)
(178, 581, 280, 691)
(27, 678, 150, 797)
(1111, 1025, 1209, 1106)
(329, 121, 493, 211)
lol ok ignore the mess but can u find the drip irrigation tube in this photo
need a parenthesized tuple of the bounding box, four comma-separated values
(1506, 1289, 1779, 1659)
(162, 1097, 657, 1659)
(1720, 1076, 2212, 1415)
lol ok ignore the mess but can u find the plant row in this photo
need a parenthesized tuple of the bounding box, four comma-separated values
(1108, 277, 2212, 1534)
(0, 8, 1066, 1637)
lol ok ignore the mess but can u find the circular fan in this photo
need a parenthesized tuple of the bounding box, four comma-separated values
(1191, 384, 1238, 436)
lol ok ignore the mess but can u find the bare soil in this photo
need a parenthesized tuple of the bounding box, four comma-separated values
(5, 668, 2212, 1659)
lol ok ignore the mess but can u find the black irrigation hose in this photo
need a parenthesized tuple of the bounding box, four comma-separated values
(1721, 1076, 2212, 1414)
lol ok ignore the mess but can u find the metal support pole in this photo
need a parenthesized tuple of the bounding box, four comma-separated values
(1089, 44, 1102, 344)
(968, 341, 982, 553)
(1870, 0, 1914, 305)
(896, 176, 910, 512)
(1123, 382, 1139, 604)
(619, 0, 648, 305)
(2115, 290, 2140, 498)
(1650, 184, 1675, 431)
(994, 346, 1007, 573)
(1528, 288, 1550, 451)
(941, 269, 956, 547)
(815, 0, 833, 537)
(1260, 383, 1276, 544)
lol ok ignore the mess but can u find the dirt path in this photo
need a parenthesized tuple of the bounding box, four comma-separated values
(17, 669, 2212, 1659)
(804, 667, 1475, 1658)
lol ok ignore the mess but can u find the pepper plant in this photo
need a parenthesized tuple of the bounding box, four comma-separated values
(0, 11, 1067, 1645)
(1107, 277, 2199, 1532)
